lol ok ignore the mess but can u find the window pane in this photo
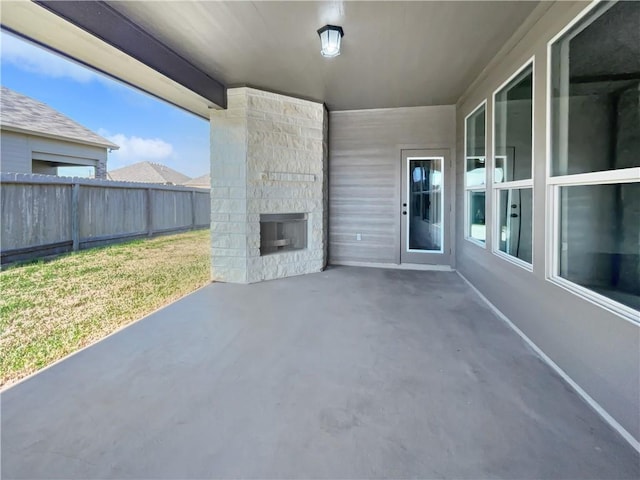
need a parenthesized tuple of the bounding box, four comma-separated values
(551, 1, 640, 176)
(497, 188, 532, 263)
(467, 191, 486, 243)
(409, 158, 442, 251)
(559, 183, 639, 310)
(466, 105, 486, 187)
(466, 158, 486, 187)
(494, 66, 533, 182)
(466, 106, 486, 157)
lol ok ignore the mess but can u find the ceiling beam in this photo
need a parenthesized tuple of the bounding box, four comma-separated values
(34, 0, 227, 109)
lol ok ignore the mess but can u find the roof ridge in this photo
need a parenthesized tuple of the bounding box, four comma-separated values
(107, 161, 191, 184)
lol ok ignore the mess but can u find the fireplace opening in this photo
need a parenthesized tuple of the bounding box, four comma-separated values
(260, 213, 308, 255)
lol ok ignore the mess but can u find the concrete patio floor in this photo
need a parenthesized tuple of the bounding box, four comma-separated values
(2, 266, 638, 479)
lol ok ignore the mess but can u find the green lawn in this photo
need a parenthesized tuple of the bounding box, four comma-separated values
(0, 229, 211, 387)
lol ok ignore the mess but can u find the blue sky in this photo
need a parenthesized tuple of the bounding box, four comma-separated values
(0, 30, 210, 178)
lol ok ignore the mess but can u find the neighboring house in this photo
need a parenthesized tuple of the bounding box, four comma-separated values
(182, 173, 210, 189)
(107, 161, 190, 185)
(0, 86, 118, 178)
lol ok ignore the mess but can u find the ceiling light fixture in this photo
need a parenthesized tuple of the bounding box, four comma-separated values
(317, 25, 344, 58)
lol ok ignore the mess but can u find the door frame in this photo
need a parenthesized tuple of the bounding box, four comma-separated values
(397, 147, 454, 266)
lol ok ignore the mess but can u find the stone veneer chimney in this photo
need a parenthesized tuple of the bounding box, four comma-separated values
(209, 88, 328, 283)
(95, 157, 107, 180)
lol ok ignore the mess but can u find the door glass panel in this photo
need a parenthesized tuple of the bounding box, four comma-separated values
(408, 158, 442, 252)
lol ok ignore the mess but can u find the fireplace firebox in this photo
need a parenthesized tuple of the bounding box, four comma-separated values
(260, 213, 308, 255)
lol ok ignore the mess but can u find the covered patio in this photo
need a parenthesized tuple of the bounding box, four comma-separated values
(1, 0, 639, 474)
(2, 267, 637, 478)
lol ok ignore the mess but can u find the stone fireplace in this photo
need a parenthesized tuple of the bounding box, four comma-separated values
(210, 88, 328, 283)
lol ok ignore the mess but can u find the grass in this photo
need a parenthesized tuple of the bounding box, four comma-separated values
(0, 229, 211, 388)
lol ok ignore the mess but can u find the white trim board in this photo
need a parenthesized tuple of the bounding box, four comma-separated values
(330, 261, 453, 272)
(457, 271, 640, 454)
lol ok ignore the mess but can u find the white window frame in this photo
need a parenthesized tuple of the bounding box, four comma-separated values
(463, 100, 487, 248)
(491, 58, 535, 271)
(545, 0, 640, 323)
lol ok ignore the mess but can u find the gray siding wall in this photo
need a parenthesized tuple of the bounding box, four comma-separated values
(0, 131, 31, 173)
(455, 1, 639, 441)
(1, 130, 108, 178)
(329, 106, 455, 264)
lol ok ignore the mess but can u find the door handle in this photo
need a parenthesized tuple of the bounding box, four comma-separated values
(402, 211, 407, 215)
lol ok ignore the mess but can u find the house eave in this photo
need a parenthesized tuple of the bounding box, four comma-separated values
(0, 125, 120, 151)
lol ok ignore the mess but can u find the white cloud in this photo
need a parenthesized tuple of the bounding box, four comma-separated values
(1, 31, 101, 83)
(102, 130, 174, 169)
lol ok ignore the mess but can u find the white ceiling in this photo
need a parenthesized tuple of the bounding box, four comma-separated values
(106, 1, 540, 111)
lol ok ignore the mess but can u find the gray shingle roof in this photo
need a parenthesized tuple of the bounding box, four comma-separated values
(107, 161, 191, 185)
(0, 86, 119, 149)
(182, 173, 210, 188)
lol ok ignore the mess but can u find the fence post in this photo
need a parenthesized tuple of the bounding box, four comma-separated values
(146, 188, 153, 236)
(191, 190, 196, 229)
(71, 183, 80, 251)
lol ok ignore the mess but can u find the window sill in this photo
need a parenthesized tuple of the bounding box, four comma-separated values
(492, 249, 533, 272)
(464, 237, 486, 249)
(547, 276, 639, 325)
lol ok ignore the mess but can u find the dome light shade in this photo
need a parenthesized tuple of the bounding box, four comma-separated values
(317, 25, 344, 58)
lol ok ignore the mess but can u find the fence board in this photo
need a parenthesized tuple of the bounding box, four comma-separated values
(150, 189, 193, 231)
(194, 192, 210, 226)
(0, 174, 211, 264)
(1, 182, 72, 250)
(79, 186, 148, 239)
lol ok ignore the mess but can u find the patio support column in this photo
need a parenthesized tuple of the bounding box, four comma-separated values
(210, 88, 328, 283)
(209, 89, 249, 283)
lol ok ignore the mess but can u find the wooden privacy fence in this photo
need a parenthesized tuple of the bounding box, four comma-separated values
(0, 173, 211, 264)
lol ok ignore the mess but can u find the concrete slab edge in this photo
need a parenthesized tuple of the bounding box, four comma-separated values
(330, 261, 453, 272)
(0, 282, 216, 395)
(456, 271, 640, 454)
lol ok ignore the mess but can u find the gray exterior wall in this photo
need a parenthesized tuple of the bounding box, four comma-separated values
(0, 130, 108, 178)
(329, 106, 455, 265)
(455, 1, 639, 441)
(1, 131, 31, 173)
